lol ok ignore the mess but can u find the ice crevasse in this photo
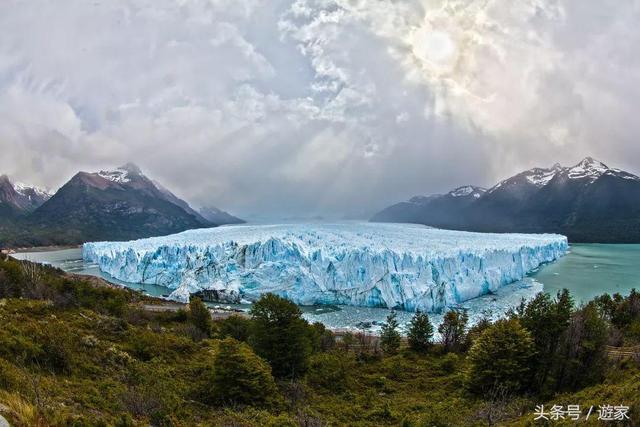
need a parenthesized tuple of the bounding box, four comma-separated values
(83, 223, 568, 312)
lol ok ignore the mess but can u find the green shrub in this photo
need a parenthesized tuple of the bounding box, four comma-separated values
(188, 297, 212, 338)
(438, 352, 459, 375)
(308, 321, 336, 352)
(306, 351, 355, 393)
(123, 329, 195, 362)
(0, 358, 22, 391)
(466, 318, 534, 394)
(205, 337, 279, 407)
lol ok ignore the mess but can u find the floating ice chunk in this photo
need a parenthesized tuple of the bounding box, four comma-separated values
(83, 223, 568, 312)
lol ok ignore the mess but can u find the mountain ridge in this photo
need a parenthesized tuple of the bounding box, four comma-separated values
(0, 164, 242, 247)
(371, 157, 640, 243)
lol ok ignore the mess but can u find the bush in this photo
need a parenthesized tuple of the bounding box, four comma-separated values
(306, 351, 356, 393)
(123, 329, 195, 362)
(308, 322, 336, 352)
(0, 358, 22, 391)
(51, 278, 130, 316)
(188, 297, 212, 338)
(206, 338, 279, 407)
(0, 322, 74, 374)
(466, 318, 534, 394)
(120, 361, 183, 425)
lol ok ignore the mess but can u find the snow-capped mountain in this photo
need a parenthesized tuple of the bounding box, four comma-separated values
(372, 184, 488, 228)
(372, 157, 640, 243)
(26, 164, 215, 243)
(0, 175, 52, 215)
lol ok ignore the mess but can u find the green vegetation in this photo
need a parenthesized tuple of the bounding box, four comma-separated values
(248, 293, 312, 379)
(0, 253, 639, 426)
(188, 297, 212, 338)
(407, 310, 434, 353)
(466, 319, 534, 393)
(380, 311, 401, 355)
(439, 309, 469, 353)
(204, 338, 279, 407)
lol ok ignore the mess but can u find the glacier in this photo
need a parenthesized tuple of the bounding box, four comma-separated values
(82, 222, 568, 312)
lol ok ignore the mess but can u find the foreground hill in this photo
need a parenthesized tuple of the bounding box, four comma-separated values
(0, 254, 639, 426)
(0, 164, 243, 247)
(372, 157, 640, 243)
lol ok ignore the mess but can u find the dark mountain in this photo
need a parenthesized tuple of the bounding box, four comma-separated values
(0, 175, 51, 216)
(0, 164, 225, 247)
(371, 186, 486, 226)
(27, 163, 213, 243)
(198, 206, 245, 225)
(371, 158, 640, 243)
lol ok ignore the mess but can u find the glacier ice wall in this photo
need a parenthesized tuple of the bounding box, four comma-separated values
(83, 223, 568, 312)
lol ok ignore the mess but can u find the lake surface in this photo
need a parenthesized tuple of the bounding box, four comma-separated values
(530, 244, 640, 302)
(12, 243, 640, 332)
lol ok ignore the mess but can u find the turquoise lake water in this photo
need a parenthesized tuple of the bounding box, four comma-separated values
(530, 244, 640, 302)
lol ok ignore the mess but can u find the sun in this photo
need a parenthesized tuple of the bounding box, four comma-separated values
(410, 26, 458, 76)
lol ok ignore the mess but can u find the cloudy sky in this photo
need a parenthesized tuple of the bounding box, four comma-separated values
(2, 0, 639, 219)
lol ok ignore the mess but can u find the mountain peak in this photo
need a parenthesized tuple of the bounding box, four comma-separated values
(567, 157, 609, 181)
(97, 163, 144, 184)
(575, 156, 608, 169)
(0, 174, 51, 212)
(118, 162, 143, 175)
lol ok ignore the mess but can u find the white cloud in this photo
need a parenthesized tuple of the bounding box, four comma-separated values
(1, 0, 639, 218)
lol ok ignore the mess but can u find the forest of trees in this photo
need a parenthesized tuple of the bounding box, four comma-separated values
(0, 253, 639, 425)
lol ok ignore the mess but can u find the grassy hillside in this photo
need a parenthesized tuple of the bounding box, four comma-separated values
(0, 255, 639, 426)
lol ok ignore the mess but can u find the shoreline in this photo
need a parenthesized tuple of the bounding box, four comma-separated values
(2, 244, 81, 254)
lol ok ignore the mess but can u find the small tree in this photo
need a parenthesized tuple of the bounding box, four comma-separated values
(189, 297, 212, 337)
(553, 302, 608, 391)
(466, 318, 534, 394)
(249, 293, 312, 378)
(407, 310, 434, 353)
(438, 309, 468, 353)
(208, 338, 279, 407)
(380, 311, 401, 355)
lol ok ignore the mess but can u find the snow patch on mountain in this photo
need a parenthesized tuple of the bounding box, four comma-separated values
(13, 182, 52, 200)
(83, 223, 568, 312)
(566, 157, 609, 182)
(449, 186, 486, 198)
(98, 169, 132, 184)
(524, 165, 563, 187)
